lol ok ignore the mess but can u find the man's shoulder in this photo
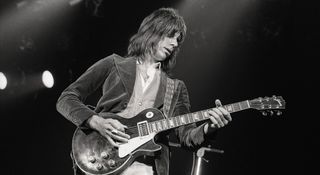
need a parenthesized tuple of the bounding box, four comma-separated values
(93, 53, 129, 67)
(101, 53, 125, 61)
(168, 77, 184, 85)
(100, 53, 136, 64)
(166, 76, 187, 91)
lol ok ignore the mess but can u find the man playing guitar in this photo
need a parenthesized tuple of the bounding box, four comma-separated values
(56, 8, 232, 175)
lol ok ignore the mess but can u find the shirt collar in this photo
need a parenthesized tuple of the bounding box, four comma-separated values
(136, 60, 161, 70)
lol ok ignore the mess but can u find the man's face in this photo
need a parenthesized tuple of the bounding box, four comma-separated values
(153, 33, 180, 62)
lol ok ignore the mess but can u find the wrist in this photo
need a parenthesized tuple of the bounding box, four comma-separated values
(87, 115, 99, 129)
(203, 123, 217, 135)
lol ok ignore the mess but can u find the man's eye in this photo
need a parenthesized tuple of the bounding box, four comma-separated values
(167, 34, 175, 38)
(168, 31, 177, 38)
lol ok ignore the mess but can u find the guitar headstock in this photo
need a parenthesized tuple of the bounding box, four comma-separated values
(249, 96, 286, 116)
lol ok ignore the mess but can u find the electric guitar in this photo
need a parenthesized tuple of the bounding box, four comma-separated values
(72, 96, 285, 175)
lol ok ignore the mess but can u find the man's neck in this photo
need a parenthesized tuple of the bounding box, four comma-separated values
(143, 55, 156, 65)
(139, 55, 160, 69)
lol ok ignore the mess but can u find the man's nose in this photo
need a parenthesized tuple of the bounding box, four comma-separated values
(170, 38, 178, 47)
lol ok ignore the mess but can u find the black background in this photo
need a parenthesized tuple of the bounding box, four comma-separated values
(0, 0, 317, 175)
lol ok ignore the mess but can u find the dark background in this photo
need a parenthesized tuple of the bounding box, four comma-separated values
(0, 0, 317, 175)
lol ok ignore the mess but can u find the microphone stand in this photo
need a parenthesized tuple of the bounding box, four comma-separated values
(191, 145, 224, 175)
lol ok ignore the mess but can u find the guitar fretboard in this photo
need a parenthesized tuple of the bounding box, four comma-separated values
(148, 100, 251, 133)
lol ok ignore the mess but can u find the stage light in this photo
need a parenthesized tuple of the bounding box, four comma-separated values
(69, 0, 83, 6)
(42, 70, 54, 88)
(0, 72, 8, 90)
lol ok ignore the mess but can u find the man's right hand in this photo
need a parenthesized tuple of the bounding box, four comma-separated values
(87, 115, 130, 147)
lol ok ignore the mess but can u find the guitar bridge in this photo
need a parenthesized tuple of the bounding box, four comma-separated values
(137, 121, 150, 137)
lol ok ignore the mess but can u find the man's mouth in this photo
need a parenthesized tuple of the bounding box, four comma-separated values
(164, 48, 172, 55)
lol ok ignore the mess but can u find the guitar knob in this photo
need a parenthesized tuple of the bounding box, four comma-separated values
(96, 163, 103, 170)
(88, 156, 96, 163)
(262, 111, 267, 116)
(276, 110, 282, 116)
(101, 151, 109, 159)
(269, 110, 274, 116)
(107, 159, 116, 167)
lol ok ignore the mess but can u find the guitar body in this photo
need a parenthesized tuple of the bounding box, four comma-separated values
(72, 108, 164, 175)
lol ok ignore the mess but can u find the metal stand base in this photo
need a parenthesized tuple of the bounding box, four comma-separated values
(191, 146, 224, 175)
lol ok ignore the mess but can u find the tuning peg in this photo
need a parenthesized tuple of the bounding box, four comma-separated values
(276, 110, 282, 116)
(262, 111, 268, 116)
(269, 110, 274, 116)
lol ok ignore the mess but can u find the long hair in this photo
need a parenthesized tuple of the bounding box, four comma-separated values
(127, 8, 187, 74)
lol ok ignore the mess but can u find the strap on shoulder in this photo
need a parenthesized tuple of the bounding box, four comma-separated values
(163, 77, 176, 118)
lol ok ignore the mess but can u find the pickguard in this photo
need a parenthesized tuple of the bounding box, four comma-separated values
(118, 132, 156, 158)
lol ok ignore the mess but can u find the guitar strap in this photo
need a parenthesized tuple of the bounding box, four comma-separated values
(163, 77, 176, 118)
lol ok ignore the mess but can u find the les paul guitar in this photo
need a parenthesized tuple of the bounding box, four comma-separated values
(72, 96, 285, 175)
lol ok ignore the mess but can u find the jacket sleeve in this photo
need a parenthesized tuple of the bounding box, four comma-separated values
(173, 81, 207, 149)
(56, 55, 115, 127)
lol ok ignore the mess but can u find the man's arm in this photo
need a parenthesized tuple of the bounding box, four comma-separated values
(173, 81, 206, 148)
(56, 55, 114, 127)
(173, 81, 232, 149)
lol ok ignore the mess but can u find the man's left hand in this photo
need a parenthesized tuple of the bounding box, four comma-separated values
(204, 99, 232, 134)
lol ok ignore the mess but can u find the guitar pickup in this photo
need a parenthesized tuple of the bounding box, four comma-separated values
(137, 121, 150, 137)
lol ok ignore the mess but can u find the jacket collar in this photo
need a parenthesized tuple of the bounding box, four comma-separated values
(114, 56, 136, 98)
(114, 56, 167, 109)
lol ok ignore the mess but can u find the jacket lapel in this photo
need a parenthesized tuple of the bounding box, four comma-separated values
(114, 55, 167, 109)
(114, 56, 136, 98)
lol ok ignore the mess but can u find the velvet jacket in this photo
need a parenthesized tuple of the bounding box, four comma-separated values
(56, 54, 207, 175)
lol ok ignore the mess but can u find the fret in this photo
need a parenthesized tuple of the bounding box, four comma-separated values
(198, 112, 204, 120)
(222, 101, 250, 113)
(148, 123, 152, 133)
(241, 101, 250, 110)
(176, 116, 180, 125)
(206, 110, 211, 118)
(239, 102, 243, 110)
(180, 116, 186, 124)
(184, 114, 190, 123)
(166, 119, 170, 129)
(162, 120, 168, 130)
(234, 102, 245, 112)
(188, 114, 194, 123)
(169, 118, 175, 128)
(234, 103, 241, 111)
(151, 122, 157, 132)
(225, 105, 233, 113)
(171, 118, 175, 127)
(193, 113, 199, 121)
(231, 104, 235, 113)
(230, 104, 236, 111)
(201, 110, 209, 119)
(177, 116, 182, 126)
(174, 117, 179, 126)
(246, 100, 250, 108)
(156, 121, 163, 131)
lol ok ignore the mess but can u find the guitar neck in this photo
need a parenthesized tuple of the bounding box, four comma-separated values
(148, 100, 251, 133)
